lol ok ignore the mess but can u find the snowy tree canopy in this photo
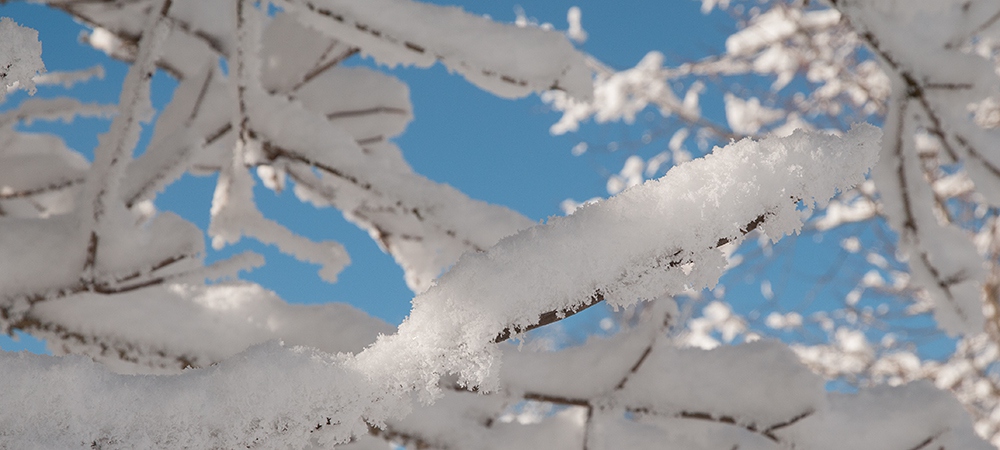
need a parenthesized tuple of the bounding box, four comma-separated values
(0, 0, 994, 448)
(546, 0, 1000, 444)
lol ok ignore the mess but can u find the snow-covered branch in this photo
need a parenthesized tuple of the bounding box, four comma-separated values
(357, 125, 880, 395)
(831, 0, 999, 335)
(0, 118, 887, 446)
(279, 0, 592, 100)
(0, 16, 43, 102)
(1, 1, 995, 448)
(79, 0, 173, 283)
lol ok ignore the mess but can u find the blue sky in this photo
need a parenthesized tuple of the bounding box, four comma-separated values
(0, 1, 744, 353)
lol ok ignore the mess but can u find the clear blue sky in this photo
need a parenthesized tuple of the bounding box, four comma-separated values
(0, 1, 741, 353)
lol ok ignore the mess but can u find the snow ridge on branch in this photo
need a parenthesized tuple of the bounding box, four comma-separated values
(280, 0, 593, 100)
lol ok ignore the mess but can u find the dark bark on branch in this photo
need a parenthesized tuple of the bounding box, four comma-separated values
(835, 3, 985, 325)
(287, 46, 360, 93)
(6, 311, 199, 370)
(285, 0, 578, 92)
(262, 141, 487, 253)
(905, 430, 945, 450)
(0, 178, 85, 200)
(123, 60, 215, 208)
(366, 421, 440, 450)
(515, 385, 811, 446)
(80, 0, 174, 285)
(326, 106, 409, 121)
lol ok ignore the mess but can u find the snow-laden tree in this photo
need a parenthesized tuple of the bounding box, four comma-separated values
(0, 0, 991, 448)
(545, 0, 1000, 444)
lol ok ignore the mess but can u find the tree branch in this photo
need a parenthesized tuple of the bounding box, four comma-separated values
(494, 211, 770, 343)
(0, 178, 84, 200)
(79, 0, 173, 282)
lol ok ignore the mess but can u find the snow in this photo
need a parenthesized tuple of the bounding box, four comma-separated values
(813, 193, 877, 231)
(32, 65, 104, 89)
(357, 125, 881, 394)
(1, 0, 995, 447)
(552, 51, 673, 133)
(2, 298, 986, 448)
(593, 413, 775, 450)
(85, 27, 124, 56)
(32, 281, 393, 373)
(0, 97, 116, 128)
(258, 12, 340, 93)
(209, 128, 352, 283)
(78, 0, 542, 294)
(618, 341, 824, 427)
(501, 316, 663, 400)
(121, 61, 220, 207)
(725, 8, 798, 57)
(0, 128, 89, 211)
(281, 0, 592, 99)
(566, 6, 587, 44)
(0, 17, 43, 102)
(371, 309, 987, 450)
(723, 93, 786, 136)
(687, 301, 747, 348)
(781, 382, 992, 450)
(872, 82, 985, 335)
(245, 81, 534, 291)
(0, 342, 410, 449)
(295, 66, 412, 144)
(381, 388, 587, 450)
(79, 0, 173, 286)
(0, 215, 86, 299)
